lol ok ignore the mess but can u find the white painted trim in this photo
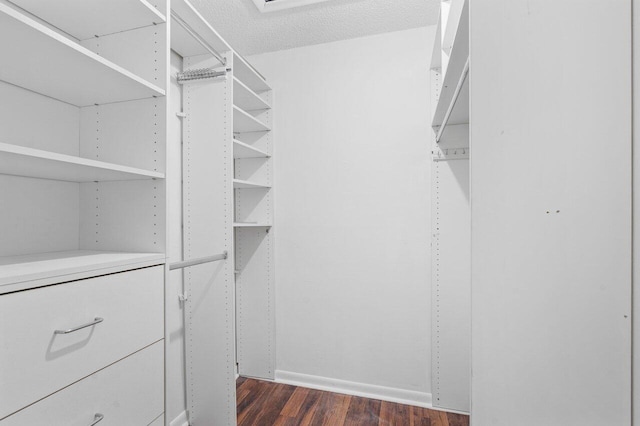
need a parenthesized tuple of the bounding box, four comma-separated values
(275, 370, 437, 410)
(251, 0, 334, 13)
(169, 411, 189, 426)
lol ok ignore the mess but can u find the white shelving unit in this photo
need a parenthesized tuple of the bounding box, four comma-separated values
(0, 0, 168, 423)
(232, 52, 276, 384)
(430, 0, 471, 415)
(0, 0, 168, 292)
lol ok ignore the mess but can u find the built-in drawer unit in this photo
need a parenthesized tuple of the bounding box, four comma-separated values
(1, 341, 164, 426)
(0, 266, 164, 420)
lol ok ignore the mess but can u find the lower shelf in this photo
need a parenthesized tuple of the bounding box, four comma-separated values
(233, 223, 272, 228)
(0, 250, 166, 293)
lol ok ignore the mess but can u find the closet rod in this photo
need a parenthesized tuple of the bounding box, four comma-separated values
(170, 251, 228, 270)
(435, 56, 470, 143)
(171, 10, 227, 67)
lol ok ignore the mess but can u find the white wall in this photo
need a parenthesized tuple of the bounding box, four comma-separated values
(249, 26, 435, 404)
(634, 2, 639, 424)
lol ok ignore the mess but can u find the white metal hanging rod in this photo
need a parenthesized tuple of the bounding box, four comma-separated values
(171, 10, 227, 67)
(169, 251, 228, 270)
(435, 56, 470, 144)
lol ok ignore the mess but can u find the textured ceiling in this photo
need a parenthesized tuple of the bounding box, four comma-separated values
(188, 0, 440, 55)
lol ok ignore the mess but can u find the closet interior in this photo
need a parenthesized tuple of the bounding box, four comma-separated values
(0, 0, 635, 425)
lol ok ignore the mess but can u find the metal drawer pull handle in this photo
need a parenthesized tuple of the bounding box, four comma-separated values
(90, 413, 104, 425)
(54, 317, 104, 335)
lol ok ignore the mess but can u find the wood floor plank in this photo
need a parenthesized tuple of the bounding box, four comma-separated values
(237, 377, 468, 426)
(280, 386, 311, 418)
(344, 395, 382, 426)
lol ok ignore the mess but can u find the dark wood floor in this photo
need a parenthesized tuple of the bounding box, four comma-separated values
(237, 377, 469, 426)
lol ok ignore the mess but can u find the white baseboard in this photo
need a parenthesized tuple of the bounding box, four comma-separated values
(275, 370, 433, 409)
(169, 410, 189, 426)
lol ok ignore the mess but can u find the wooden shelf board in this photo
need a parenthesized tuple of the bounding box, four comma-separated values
(233, 106, 270, 133)
(0, 142, 165, 182)
(432, 0, 469, 128)
(233, 52, 271, 93)
(0, 250, 166, 292)
(233, 223, 272, 228)
(233, 139, 270, 159)
(0, 3, 165, 107)
(8, 0, 166, 40)
(233, 179, 271, 189)
(233, 77, 271, 112)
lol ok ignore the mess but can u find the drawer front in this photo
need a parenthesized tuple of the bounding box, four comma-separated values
(0, 266, 164, 419)
(2, 341, 164, 426)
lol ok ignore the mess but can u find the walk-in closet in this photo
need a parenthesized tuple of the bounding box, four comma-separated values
(0, 0, 636, 425)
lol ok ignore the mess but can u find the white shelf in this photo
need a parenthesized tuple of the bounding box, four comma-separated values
(0, 3, 166, 107)
(233, 223, 272, 228)
(9, 0, 166, 40)
(233, 179, 271, 189)
(233, 139, 270, 159)
(432, 0, 469, 128)
(0, 142, 164, 182)
(234, 77, 271, 112)
(234, 52, 271, 93)
(170, 0, 231, 59)
(233, 106, 270, 133)
(0, 250, 166, 293)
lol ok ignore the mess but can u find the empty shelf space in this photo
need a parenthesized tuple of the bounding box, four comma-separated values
(432, 0, 469, 129)
(233, 106, 270, 133)
(8, 0, 166, 40)
(0, 250, 166, 291)
(233, 139, 270, 159)
(233, 179, 271, 189)
(234, 52, 271, 93)
(234, 77, 271, 112)
(0, 3, 166, 107)
(233, 223, 272, 228)
(0, 142, 165, 182)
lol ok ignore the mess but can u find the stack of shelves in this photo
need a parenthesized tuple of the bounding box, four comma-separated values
(431, 0, 469, 142)
(232, 52, 273, 229)
(0, 1, 168, 424)
(0, 0, 167, 292)
(232, 52, 276, 381)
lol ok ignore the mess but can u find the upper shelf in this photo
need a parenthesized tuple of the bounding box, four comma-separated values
(233, 106, 271, 133)
(171, 0, 231, 59)
(234, 77, 271, 112)
(0, 3, 165, 107)
(233, 139, 270, 159)
(0, 142, 164, 182)
(432, 0, 469, 130)
(8, 0, 166, 40)
(234, 52, 271, 93)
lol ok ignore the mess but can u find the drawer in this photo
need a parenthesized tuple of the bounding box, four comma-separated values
(0, 266, 164, 419)
(2, 341, 164, 426)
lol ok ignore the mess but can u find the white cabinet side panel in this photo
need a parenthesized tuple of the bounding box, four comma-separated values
(432, 125, 470, 412)
(470, 1, 632, 425)
(182, 54, 235, 426)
